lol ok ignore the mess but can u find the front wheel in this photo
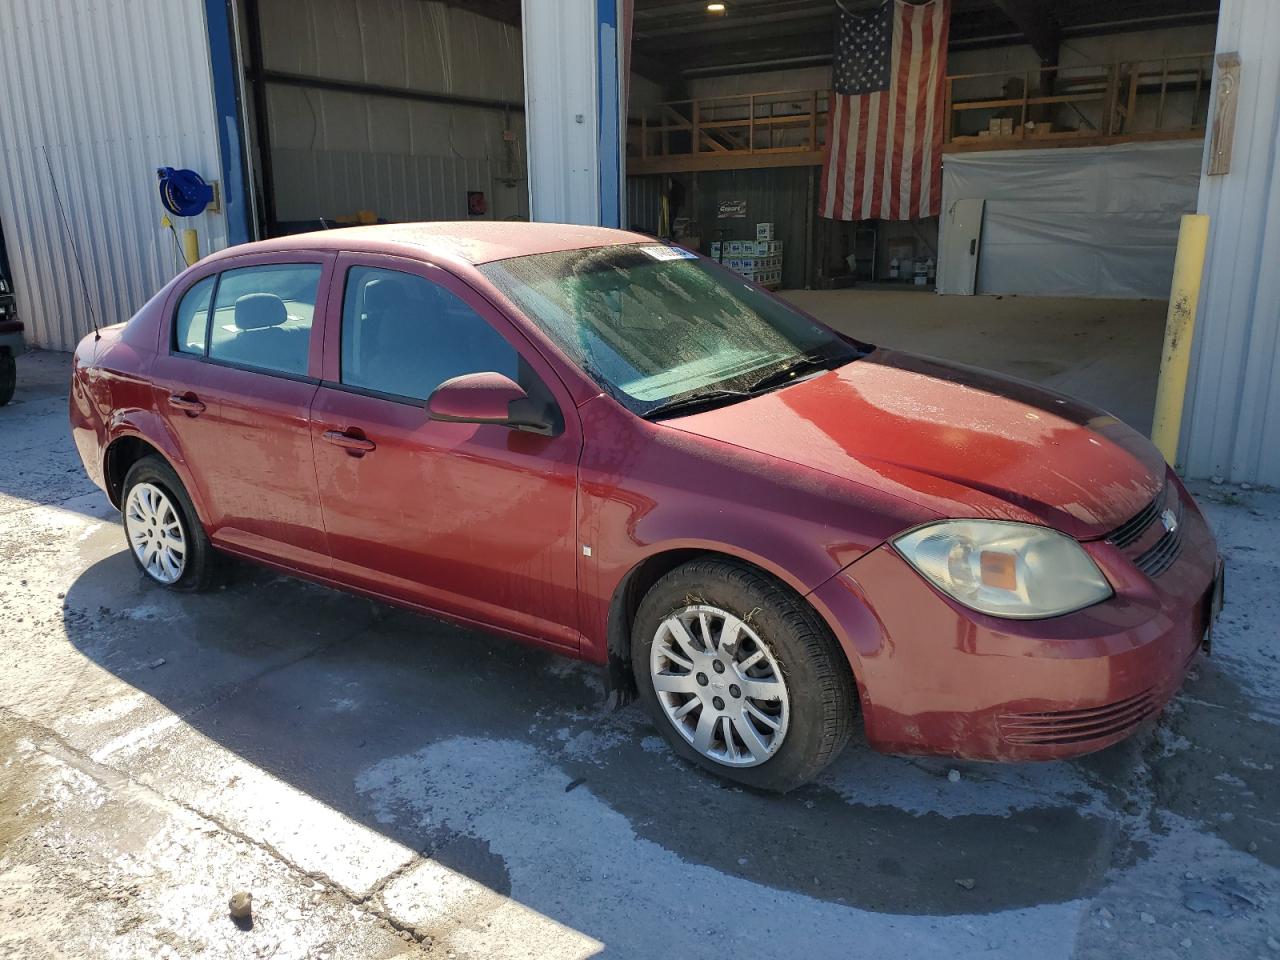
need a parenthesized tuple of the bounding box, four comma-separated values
(632, 557, 855, 792)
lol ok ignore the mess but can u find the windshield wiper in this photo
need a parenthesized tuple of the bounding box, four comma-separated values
(745, 352, 833, 395)
(640, 388, 752, 421)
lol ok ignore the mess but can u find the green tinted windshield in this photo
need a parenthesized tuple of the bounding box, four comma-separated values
(478, 244, 860, 415)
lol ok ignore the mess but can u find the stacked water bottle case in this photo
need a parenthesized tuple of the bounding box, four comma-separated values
(710, 223, 783, 289)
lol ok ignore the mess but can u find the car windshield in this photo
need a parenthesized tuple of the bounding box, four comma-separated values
(477, 243, 863, 417)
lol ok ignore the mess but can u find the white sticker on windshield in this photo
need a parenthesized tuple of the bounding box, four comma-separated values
(639, 244, 698, 261)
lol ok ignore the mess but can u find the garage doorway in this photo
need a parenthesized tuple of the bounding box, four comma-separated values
(230, 0, 529, 239)
(625, 0, 1221, 432)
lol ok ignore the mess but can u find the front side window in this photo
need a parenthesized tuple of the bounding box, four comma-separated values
(340, 266, 520, 401)
(478, 244, 862, 417)
(205, 264, 323, 376)
(173, 275, 215, 355)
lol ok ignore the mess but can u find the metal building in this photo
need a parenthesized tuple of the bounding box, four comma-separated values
(0, 0, 1277, 488)
(0, 0, 228, 353)
(1182, 0, 1280, 484)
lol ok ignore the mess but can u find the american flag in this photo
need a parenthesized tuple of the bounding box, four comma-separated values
(819, 0, 951, 221)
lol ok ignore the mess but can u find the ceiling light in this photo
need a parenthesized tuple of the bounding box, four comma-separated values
(706, 2, 726, 12)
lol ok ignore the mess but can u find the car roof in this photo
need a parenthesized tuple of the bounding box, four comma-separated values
(209, 221, 656, 266)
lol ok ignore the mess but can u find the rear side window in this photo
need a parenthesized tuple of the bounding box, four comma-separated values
(340, 266, 519, 401)
(173, 276, 215, 355)
(205, 264, 323, 376)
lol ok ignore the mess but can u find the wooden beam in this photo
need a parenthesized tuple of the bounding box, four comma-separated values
(989, 0, 1061, 65)
(943, 129, 1204, 154)
(629, 149, 825, 175)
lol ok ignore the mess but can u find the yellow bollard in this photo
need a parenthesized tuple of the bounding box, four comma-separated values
(182, 228, 200, 267)
(1151, 214, 1210, 466)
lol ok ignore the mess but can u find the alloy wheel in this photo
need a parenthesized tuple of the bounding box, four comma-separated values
(649, 604, 790, 767)
(124, 482, 187, 584)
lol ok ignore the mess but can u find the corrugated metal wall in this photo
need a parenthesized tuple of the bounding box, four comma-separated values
(625, 176, 662, 234)
(1182, 0, 1280, 485)
(258, 0, 530, 224)
(0, 0, 227, 351)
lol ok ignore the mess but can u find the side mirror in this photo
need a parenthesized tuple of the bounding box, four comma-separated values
(427, 371, 554, 434)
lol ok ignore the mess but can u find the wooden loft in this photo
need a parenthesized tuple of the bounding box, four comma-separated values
(626, 53, 1212, 174)
(944, 53, 1213, 152)
(628, 89, 828, 175)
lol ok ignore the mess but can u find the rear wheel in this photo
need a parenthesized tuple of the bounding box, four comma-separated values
(0, 351, 15, 406)
(121, 456, 219, 591)
(632, 557, 855, 792)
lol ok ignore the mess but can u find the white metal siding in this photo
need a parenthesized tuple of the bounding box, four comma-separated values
(1182, 0, 1280, 485)
(258, 0, 530, 224)
(0, 0, 227, 352)
(521, 0, 601, 225)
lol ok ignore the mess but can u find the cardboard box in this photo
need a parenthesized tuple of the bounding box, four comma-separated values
(756, 222, 774, 241)
(1000, 117, 1013, 136)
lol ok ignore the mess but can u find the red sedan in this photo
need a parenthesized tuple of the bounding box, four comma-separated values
(70, 223, 1224, 791)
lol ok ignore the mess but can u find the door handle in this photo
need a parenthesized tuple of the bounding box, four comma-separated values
(969, 238, 977, 256)
(168, 393, 206, 415)
(322, 429, 376, 454)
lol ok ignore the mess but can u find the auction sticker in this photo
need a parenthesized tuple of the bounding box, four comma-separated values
(639, 245, 698, 261)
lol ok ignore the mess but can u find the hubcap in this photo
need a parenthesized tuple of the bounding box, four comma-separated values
(124, 483, 186, 585)
(650, 604, 790, 768)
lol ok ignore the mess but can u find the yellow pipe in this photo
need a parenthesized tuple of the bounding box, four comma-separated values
(1151, 213, 1210, 466)
(182, 228, 200, 267)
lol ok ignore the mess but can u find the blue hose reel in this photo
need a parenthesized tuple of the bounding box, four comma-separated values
(157, 167, 214, 217)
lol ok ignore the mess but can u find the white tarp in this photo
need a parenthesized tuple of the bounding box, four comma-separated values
(938, 140, 1203, 299)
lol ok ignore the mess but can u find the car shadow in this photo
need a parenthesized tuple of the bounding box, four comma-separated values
(56, 541, 1155, 930)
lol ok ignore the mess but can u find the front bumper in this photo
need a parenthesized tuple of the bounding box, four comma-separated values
(810, 476, 1221, 761)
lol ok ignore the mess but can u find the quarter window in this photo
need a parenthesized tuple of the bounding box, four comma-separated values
(340, 266, 520, 401)
(173, 275, 215, 355)
(205, 264, 323, 376)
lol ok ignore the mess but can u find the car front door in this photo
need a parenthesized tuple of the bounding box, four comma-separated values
(309, 253, 582, 650)
(151, 253, 334, 576)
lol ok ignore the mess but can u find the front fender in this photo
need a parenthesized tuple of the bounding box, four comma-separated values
(575, 396, 934, 666)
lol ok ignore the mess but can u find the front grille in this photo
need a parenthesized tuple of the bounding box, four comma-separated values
(998, 689, 1158, 746)
(1107, 493, 1164, 548)
(1105, 484, 1184, 579)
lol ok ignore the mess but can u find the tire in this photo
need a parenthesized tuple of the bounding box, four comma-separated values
(120, 455, 220, 591)
(632, 557, 855, 792)
(0, 351, 15, 406)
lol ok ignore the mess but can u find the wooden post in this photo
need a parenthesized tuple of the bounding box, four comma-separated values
(807, 91, 815, 150)
(641, 112, 648, 159)
(1207, 52, 1241, 175)
(1020, 69, 1029, 139)
(1156, 58, 1170, 131)
(945, 77, 954, 142)
(1104, 63, 1118, 135)
(692, 99, 701, 154)
(748, 94, 755, 153)
(1124, 65, 1139, 135)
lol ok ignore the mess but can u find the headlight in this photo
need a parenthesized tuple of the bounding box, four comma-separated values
(892, 520, 1112, 619)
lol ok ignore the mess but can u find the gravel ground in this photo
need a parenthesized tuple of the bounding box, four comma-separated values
(1, 349, 1277, 959)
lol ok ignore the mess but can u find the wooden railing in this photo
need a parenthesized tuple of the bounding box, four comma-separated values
(944, 53, 1213, 150)
(629, 89, 829, 174)
(625, 54, 1212, 173)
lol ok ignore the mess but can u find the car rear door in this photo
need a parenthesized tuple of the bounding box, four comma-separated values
(152, 252, 335, 576)
(309, 252, 582, 651)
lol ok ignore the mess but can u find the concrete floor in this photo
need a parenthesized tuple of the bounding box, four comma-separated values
(783, 289, 1167, 435)
(2, 350, 1279, 960)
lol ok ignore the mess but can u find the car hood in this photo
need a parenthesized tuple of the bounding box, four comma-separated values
(665, 348, 1165, 541)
